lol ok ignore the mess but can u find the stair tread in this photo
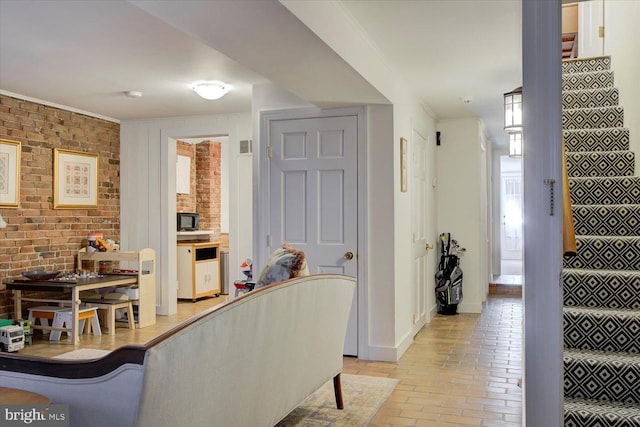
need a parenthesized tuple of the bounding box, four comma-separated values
(563, 267, 640, 276)
(567, 150, 633, 155)
(564, 348, 640, 365)
(564, 105, 624, 113)
(564, 306, 640, 316)
(571, 204, 640, 208)
(575, 235, 640, 241)
(565, 398, 640, 421)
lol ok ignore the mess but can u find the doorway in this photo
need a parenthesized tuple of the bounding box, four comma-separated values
(499, 155, 523, 281)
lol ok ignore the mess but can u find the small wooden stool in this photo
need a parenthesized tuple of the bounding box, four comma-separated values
(49, 307, 101, 341)
(27, 306, 67, 336)
(85, 293, 135, 335)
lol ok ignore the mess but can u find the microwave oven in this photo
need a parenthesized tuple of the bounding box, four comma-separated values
(177, 212, 200, 231)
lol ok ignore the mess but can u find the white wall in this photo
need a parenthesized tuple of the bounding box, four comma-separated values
(120, 113, 252, 315)
(281, 0, 437, 361)
(436, 118, 489, 313)
(605, 1, 640, 164)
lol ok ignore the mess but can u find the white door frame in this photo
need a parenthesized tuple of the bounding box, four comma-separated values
(523, 0, 564, 424)
(157, 123, 243, 316)
(257, 106, 369, 358)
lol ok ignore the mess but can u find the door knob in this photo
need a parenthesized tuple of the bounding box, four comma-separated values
(343, 251, 354, 260)
(426, 243, 434, 250)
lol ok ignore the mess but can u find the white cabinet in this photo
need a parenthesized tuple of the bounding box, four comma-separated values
(177, 242, 220, 301)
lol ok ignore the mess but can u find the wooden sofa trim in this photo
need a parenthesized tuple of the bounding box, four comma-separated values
(0, 346, 146, 379)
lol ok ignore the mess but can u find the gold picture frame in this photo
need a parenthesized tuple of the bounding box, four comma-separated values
(53, 148, 98, 209)
(0, 139, 21, 208)
(400, 137, 408, 193)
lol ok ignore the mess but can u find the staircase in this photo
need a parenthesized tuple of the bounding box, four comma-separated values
(562, 56, 640, 426)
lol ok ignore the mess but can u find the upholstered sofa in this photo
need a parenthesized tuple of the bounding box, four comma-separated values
(0, 274, 356, 427)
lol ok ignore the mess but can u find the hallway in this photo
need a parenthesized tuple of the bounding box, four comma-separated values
(344, 295, 522, 426)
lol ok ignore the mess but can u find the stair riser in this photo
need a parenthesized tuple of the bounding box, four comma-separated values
(563, 71, 614, 91)
(563, 87, 619, 110)
(563, 237, 640, 271)
(569, 177, 640, 205)
(564, 358, 640, 404)
(565, 399, 640, 427)
(563, 270, 640, 310)
(564, 128, 630, 152)
(563, 106, 624, 130)
(563, 57, 611, 74)
(567, 151, 635, 178)
(572, 205, 640, 237)
(564, 311, 640, 353)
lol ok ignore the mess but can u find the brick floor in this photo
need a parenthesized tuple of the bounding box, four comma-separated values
(344, 295, 522, 426)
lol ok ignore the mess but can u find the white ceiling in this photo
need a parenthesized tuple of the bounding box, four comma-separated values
(0, 0, 522, 147)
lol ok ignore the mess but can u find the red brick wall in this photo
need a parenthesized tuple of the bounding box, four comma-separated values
(0, 95, 120, 318)
(176, 141, 196, 213)
(195, 141, 221, 233)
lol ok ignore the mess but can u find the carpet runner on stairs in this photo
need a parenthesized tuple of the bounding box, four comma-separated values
(562, 56, 640, 427)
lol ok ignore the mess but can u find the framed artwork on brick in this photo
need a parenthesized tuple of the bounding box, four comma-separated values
(0, 138, 21, 208)
(53, 148, 98, 209)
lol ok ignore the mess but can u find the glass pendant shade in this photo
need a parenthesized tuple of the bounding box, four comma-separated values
(504, 87, 523, 131)
(509, 132, 523, 158)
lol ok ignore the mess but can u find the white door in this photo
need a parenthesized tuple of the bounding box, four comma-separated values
(268, 115, 358, 356)
(501, 171, 523, 262)
(411, 129, 431, 328)
(578, 0, 604, 58)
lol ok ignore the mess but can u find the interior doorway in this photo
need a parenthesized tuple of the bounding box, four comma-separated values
(500, 155, 523, 278)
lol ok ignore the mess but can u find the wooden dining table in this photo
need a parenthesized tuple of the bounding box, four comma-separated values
(0, 386, 51, 404)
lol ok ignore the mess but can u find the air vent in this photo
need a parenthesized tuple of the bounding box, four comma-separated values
(239, 140, 252, 154)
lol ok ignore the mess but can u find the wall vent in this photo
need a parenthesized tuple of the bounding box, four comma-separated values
(239, 140, 252, 154)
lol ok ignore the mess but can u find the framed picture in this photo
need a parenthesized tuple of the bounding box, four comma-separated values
(54, 148, 98, 209)
(0, 139, 21, 208)
(400, 137, 408, 193)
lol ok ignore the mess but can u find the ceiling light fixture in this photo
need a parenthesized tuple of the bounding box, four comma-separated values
(192, 81, 231, 100)
(508, 131, 523, 158)
(504, 86, 523, 132)
(124, 91, 143, 98)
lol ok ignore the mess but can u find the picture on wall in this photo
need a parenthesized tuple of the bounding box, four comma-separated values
(54, 148, 98, 209)
(0, 138, 21, 208)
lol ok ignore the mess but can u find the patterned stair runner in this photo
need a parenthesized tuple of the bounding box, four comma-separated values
(562, 56, 640, 426)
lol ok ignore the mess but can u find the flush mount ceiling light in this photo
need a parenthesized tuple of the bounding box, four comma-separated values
(192, 81, 231, 100)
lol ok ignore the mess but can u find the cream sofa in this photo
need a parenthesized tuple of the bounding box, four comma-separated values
(0, 274, 356, 427)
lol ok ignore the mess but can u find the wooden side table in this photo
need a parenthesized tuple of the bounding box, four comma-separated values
(0, 386, 51, 404)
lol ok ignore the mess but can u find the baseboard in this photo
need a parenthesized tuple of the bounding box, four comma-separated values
(364, 333, 414, 362)
(457, 301, 483, 314)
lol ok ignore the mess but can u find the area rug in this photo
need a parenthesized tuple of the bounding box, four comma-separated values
(53, 348, 111, 360)
(276, 374, 399, 426)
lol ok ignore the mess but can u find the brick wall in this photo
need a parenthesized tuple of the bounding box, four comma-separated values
(195, 141, 221, 233)
(0, 95, 120, 318)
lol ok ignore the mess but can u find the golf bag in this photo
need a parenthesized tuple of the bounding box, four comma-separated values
(435, 233, 465, 315)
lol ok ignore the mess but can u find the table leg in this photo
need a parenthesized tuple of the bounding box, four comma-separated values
(72, 289, 80, 345)
(13, 290, 22, 320)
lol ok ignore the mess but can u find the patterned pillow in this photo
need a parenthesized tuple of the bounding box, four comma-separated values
(255, 244, 309, 288)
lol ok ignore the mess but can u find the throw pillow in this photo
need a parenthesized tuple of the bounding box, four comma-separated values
(255, 243, 309, 288)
